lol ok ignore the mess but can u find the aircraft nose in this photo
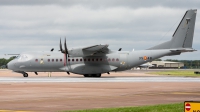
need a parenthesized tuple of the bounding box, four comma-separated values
(7, 60, 15, 70)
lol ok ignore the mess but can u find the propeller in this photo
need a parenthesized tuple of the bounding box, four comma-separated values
(60, 38, 70, 75)
(60, 38, 64, 53)
(64, 38, 69, 55)
(60, 38, 69, 55)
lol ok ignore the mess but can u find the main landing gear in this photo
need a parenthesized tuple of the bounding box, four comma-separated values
(84, 74, 101, 77)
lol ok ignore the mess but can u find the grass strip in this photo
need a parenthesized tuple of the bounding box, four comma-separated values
(63, 102, 183, 112)
(148, 70, 200, 77)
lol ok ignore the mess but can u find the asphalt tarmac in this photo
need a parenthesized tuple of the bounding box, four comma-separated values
(0, 76, 199, 82)
(0, 70, 200, 112)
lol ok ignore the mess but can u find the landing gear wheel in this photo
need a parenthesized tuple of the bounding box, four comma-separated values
(91, 74, 101, 77)
(96, 74, 101, 77)
(84, 74, 89, 77)
(23, 73, 28, 77)
(84, 74, 101, 77)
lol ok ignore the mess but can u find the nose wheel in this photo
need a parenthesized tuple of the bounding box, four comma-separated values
(23, 73, 28, 77)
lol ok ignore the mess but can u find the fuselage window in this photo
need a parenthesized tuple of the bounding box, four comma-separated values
(108, 58, 111, 61)
(68, 59, 70, 61)
(112, 58, 115, 61)
(88, 59, 90, 61)
(72, 59, 74, 61)
(76, 59, 78, 61)
(35, 59, 38, 62)
(52, 59, 54, 62)
(60, 59, 62, 62)
(100, 58, 102, 61)
(84, 59, 86, 61)
(48, 59, 50, 62)
(80, 59, 82, 61)
(56, 59, 58, 62)
(92, 59, 94, 61)
(96, 59, 98, 61)
(116, 58, 119, 61)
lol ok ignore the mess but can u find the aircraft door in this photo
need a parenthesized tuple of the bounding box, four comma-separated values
(119, 53, 128, 69)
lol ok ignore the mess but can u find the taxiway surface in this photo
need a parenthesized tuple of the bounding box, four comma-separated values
(0, 76, 200, 82)
(0, 70, 200, 112)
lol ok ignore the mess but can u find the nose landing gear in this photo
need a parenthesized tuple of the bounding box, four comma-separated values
(16, 71, 29, 77)
(23, 73, 28, 77)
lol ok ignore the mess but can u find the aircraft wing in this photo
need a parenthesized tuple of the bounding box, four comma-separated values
(68, 44, 112, 57)
(83, 44, 108, 51)
(82, 44, 110, 55)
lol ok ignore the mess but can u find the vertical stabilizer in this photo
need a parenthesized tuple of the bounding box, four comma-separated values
(171, 9, 197, 48)
(148, 9, 197, 50)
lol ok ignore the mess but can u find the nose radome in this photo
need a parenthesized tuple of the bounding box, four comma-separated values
(7, 61, 11, 69)
(7, 60, 15, 70)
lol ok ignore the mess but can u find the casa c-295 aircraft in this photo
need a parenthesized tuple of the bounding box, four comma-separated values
(7, 9, 197, 77)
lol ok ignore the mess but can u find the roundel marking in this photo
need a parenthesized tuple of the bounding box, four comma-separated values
(143, 56, 147, 61)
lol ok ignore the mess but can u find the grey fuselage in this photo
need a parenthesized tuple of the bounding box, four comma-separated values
(8, 49, 174, 75)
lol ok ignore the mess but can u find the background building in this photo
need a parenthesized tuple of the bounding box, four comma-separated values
(150, 61, 184, 69)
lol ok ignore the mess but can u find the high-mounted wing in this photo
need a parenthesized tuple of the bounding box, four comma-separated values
(68, 44, 111, 57)
(82, 44, 109, 56)
(83, 44, 108, 51)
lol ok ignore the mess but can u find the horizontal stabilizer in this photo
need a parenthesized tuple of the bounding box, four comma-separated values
(170, 48, 197, 52)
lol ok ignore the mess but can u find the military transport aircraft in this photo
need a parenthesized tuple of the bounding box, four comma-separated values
(7, 9, 197, 77)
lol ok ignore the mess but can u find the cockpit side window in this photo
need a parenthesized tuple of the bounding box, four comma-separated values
(17, 54, 31, 62)
(15, 55, 20, 59)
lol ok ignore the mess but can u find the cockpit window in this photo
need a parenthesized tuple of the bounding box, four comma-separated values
(15, 55, 20, 59)
(17, 54, 31, 62)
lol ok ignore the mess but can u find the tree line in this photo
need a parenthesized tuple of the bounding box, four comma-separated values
(0, 56, 16, 68)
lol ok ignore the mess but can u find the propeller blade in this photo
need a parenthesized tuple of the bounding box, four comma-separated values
(64, 38, 69, 56)
(60, 38, 64, 53)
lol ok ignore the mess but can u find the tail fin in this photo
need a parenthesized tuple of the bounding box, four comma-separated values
(148, 9, 197, 50)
